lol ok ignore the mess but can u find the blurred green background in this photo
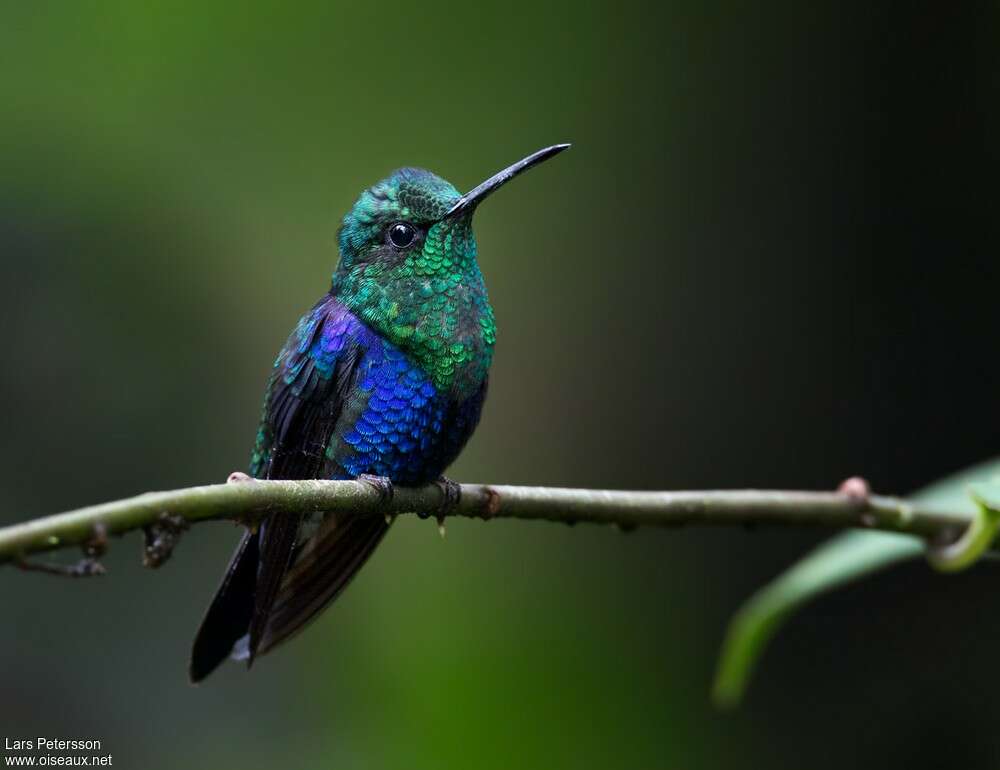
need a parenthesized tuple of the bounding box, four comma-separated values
(2, 2, 998, 768)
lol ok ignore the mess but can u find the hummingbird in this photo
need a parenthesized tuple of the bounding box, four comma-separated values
(189, 144, 571, 682)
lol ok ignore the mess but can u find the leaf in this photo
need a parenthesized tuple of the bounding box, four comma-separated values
(926, 480, 1000, 573)
(712, 457, 1000, 709)
(969, 481, 1000, 515)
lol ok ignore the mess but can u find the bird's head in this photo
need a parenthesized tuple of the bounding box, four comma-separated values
(335, 166, 468, 280)
(331, 144, 570, 374)
(334, 144, 569, 286)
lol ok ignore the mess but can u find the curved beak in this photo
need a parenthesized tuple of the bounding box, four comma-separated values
(445, 143, 571, 217)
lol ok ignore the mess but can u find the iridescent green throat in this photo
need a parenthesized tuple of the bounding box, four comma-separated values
(332, 216, 496, 396)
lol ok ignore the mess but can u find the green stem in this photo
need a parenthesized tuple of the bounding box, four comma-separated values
(0, 478, 974, 568)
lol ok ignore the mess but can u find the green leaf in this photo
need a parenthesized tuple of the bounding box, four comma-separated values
(926, 480, 1000, 573)
(969, 481, 1000, 515)
(712, 457, 1000, 709)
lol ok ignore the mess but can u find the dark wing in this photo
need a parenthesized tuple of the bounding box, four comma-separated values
(245, 309, 368, 666)
(251, 313, 365, 481)
(257, 510, 388, 655)
(190, 299, 382, 682)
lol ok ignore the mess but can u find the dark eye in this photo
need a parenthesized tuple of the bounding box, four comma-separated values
(387, 222, 417, 249)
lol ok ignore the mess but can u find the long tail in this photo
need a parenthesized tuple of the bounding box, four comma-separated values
(189, 513, 388, 683)
(189, 529, 259, 683)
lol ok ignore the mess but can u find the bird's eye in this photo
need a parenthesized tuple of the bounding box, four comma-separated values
(387, 222, 417, 249)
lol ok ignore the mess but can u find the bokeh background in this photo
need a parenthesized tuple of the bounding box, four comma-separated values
(2, 2, 998, 768)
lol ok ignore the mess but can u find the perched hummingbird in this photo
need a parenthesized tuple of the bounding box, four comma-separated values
(190, 144, 570, 682)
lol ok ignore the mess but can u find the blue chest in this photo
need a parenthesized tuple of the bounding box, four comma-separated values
(301, 302, 487, 485)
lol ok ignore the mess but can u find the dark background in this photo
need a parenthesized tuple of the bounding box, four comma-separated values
(1, 2, 998, 768)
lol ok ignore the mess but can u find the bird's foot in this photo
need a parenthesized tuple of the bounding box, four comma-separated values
(434, 476, 462, 511)
(225, 471, 260, 530)
(358, 474, 394, 502)
(432, 476, 462, 538)
(358, 475, 395, 524)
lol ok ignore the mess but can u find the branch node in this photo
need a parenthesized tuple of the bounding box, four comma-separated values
(14, 520, 111, 577)
(480, 487, 501, 520)
(84, 522, 108, 558)
(17, 556, 106, 578)
(142, 512, 190, 569)
(837, 476, 870, 502)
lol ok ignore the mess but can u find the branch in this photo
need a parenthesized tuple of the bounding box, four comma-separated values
(0, 475, 975, 570)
